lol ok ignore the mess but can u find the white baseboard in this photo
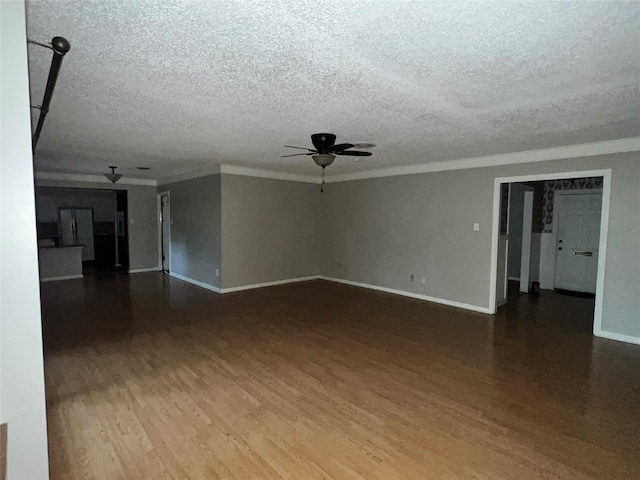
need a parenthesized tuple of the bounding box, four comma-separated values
(169, 272, 222, 293)
(40, 274, 83, 282)
(594, 329, 640, 346)
(222, 276, 320, 293)
(168, 271, 490, 314)
(169, 272, 318, 294)
(319, 276, 491, 314)
(508, 276, 521, 282)
(129, 267, 161, 274)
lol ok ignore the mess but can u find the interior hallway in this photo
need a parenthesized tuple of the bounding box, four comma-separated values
(41, 274, 640, 479)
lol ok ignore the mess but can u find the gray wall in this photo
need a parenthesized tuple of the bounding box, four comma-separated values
(36, 187, 115, 222)
(161, 174, 222, 288)
(35, 180, 159, 271)
(321, 152, 640, 339)
(221, 174, 322, 289)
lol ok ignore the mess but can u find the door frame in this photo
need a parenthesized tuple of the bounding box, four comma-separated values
(489, 169, 611, 338)
(157, 192, 171, 272)
(551, 188, 603, 291)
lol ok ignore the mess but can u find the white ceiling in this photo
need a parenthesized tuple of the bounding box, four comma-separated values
(26, 0, 640, 181)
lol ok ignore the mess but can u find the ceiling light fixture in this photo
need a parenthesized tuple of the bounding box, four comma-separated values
(104, 166, 123, 184)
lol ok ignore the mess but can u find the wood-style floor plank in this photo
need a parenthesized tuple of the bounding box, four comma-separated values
(40, 274, 640, 479)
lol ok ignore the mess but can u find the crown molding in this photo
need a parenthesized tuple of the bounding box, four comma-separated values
(325, 137, 640, 183)
(34, 137, 640, 187)
(35, 171, 157, 186)
(156, 164, 221, 186)
(220, 165, 319, 184)
(157, 164, 318, 186)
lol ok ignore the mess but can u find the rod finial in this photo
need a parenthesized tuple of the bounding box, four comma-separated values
(51, 36, 70, 55)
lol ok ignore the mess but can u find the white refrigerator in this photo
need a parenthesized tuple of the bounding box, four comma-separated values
(59, 207, 95, 261)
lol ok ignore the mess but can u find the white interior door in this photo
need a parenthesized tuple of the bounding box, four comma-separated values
(495, 184, 509, 307)
(161, 195, 171, 272)
(496, 235, 509, 306)
(75, 208, 95, 261)
(554, 191, 602, 293)
(519, 190, 534, 293)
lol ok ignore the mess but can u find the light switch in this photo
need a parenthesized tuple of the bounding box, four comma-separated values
(129, 218, 135, 224)
(473, 223, 480, 231)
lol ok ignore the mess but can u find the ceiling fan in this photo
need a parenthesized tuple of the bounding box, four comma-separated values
(281, 133, 374, 191)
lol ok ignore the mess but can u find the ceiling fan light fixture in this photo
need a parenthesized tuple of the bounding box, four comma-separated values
(312, 154, 336, 167)
(105, 166, 123, 184)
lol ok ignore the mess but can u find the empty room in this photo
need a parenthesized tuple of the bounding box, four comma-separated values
(1, 1, 640, 479)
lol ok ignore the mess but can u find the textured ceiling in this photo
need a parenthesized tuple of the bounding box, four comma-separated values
(26, 0, 640, 180)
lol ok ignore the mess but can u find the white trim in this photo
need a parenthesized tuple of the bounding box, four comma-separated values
(169, 272, 222, 293)
(35, 171, 157, 186)
(593, 329, 640, 346)
(157, 164, 319, 186)
(34, 138, 639, 187)
(157, 165, 221, 186)
(222, 276, 320, 293)
(220, 165, 319, 184)
(319, 276, 491, 314)
(129, 267, 161, 274)
(163, 272, 492, 314)
(326, 137, 640, 184)
(488, 169, 612, 341)
(40, 274, 83, 282)
(507, 276, 521, 282)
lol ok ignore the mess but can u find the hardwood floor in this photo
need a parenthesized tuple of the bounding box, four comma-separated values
(41, 274, 640, 479)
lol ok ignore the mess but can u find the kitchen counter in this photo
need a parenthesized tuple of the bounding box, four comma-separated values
(39, 245, 83, 281)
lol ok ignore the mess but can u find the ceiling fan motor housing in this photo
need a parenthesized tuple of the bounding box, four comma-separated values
(311, 133, 336, 153)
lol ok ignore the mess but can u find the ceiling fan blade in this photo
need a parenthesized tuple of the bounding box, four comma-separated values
(280, 153, 314, 158)
(329, 143, 354, 152)
(284, 145, 317, 152)
(335, 150, 372, 156)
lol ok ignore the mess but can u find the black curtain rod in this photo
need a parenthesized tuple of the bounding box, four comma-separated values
(29, 36, 71, 150)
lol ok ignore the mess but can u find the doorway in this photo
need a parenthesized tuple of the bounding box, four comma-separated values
(489, 169, 611, 337)
(157, 192, 171, 273)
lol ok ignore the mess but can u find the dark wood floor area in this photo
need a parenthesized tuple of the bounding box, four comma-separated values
(40, 274, 640, 479)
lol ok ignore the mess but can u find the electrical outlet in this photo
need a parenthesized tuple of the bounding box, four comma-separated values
(421, 277, 426, 284)
(410, 274, 415, 281)
(215, 269, 219, 277)
(473, 223, 480, 231)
